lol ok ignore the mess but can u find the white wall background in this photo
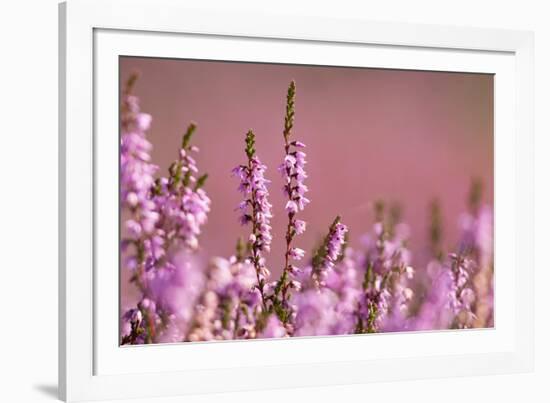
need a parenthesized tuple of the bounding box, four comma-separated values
(0, 0, 548, 402)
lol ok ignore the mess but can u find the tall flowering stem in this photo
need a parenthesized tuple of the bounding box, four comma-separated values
(120, 74, 162, 343)
(120, 74, 159, 293)
(232, 130, 273, 310)
(274, 81, 309, 322)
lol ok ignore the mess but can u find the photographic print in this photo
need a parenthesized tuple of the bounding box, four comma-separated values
(119, 57, 494, 345)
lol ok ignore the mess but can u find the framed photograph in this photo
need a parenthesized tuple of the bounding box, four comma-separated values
(59, 0, 534, 401)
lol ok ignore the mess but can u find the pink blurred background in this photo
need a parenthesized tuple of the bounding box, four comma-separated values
(120, 57, 493, 302)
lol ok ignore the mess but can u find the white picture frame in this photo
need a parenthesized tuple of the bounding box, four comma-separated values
(59, 0, 534, 401)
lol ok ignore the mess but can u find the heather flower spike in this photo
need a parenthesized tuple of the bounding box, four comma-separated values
(311, 216, 348, 288)
(232, 129, 273, 309)
(120, 73, 163, 343)
(154, 122, 211, 252)
(120, 74, 158, 262)
(273, 80, 310, 323)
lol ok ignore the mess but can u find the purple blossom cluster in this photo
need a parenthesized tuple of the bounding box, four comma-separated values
(187, 256, 265, 341)
(354, 213, 414, 333)
(120, 77, 495, 344)
(448, 253, 477, 328)
(312, 216, 348, 288)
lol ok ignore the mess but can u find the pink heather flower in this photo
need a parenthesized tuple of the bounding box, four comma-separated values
(288, 265, 301, 275)
(295, 168, 308, 181)
(282, 154, 296, 169)
(405, 265, 415, 280)
(290, 280, 302, 291)
(297, 196, 310, 210)
(126, 192, 139, 207)
(290, 247, 305, 260)
(125, 219, 142, 238)
(295, 182, 308, 196)
(293, 219, 307, 235)
(285, 200, 298, 214)
(295, 151, 306, 166)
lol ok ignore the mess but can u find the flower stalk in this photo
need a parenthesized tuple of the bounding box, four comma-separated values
(274, 81, 309, 323)
(233, 130, 273, 310)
